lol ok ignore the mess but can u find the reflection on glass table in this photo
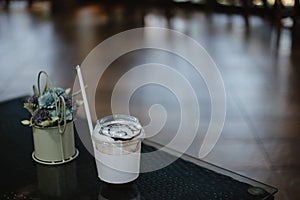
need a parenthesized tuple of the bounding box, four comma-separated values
(0, 139, 278, 200)
(96, 139, 278, 200)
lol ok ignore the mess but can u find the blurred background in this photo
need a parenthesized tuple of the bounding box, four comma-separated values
(0, 0, 299, 199)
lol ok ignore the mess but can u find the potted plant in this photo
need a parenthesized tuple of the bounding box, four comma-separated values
(21, 71, 82, 165)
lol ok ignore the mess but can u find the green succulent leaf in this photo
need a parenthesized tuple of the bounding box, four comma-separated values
(76, 100, 84, 107)
(24, 103, 36, 114)
(33, 85, 38, 95)
(21, 120, 30, 125)
(51, 116, 59, 122)
(40, 116, 60, 127)
(40, 120, 50, 127)
(72, 86, 87, 97)
(65, 88, 71, 95)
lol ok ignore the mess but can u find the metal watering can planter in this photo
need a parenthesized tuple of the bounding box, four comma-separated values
(32, 121, 78, 165)
(22, 71, 79, 165)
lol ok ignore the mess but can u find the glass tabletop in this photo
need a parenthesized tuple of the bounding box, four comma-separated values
(0, 135, 278, 200)
(142, 139, 278, 199)
(0, 97, 278, 200)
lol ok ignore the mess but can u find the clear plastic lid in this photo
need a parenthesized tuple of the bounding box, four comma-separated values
(93, 114, 144, 143)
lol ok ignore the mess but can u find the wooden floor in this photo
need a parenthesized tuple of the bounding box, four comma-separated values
(1, 1, 300, 199)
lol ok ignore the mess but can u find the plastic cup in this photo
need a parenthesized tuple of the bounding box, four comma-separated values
(93, 115, 144, 184)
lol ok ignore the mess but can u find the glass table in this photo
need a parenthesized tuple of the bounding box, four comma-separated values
(0, 98, 277, 200)
(141, 140, 277, 200)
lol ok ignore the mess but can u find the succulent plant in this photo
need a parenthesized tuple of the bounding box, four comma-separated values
(21, 77, 83, 128)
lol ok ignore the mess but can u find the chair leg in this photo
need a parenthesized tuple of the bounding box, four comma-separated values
(275, 0, 283, 47)
(242, 0, 250, 28)
(28, 0, 33, 8)
(291, 0, 300, 49)
(205, 0, 217, 15)
(276, 21, 282, 47)
(4, 0, 10, 9)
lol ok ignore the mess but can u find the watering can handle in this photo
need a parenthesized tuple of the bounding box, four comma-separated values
(37, 71, 67, 134)
(57, 96, 67, 134)
(37, 71, 51, 96)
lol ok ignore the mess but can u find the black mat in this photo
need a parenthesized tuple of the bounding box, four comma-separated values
(0, 97, 275, 200)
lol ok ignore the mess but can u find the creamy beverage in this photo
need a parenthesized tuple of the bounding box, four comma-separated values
(93, 115, 144, 184)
